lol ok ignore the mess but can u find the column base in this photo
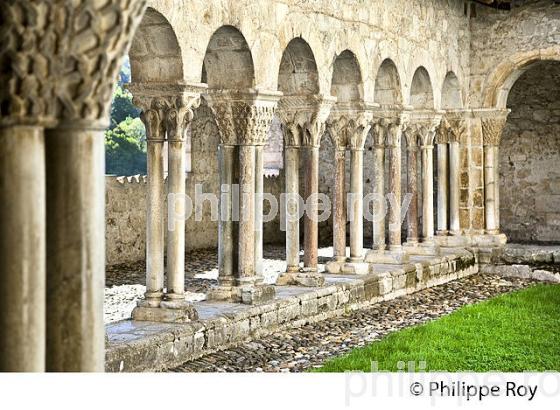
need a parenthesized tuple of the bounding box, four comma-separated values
(207, 282, 276, 305)
(276, 270, 325, 287)
(324, 259, 370, 275)
(132, 299, 199, 323)
(365, 248, 410, 264)
(403, 241, 440, 256)
(471, 233, 508, 247)
(434, 234, 470, 248)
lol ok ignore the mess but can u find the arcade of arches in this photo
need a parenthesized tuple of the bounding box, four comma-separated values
(1, 0, 559, 372)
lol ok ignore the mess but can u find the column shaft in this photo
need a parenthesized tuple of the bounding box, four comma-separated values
(406, 143, 419, 243)
(421, 145, 435, 241)
(166, 139, 186, 299)
(303, 146, 319, 269)
(0, 126, 46, 372)
(449, 142, 461, 234)
(218, 144, 237, 284)
(333, 148, 347, 261)
(145, 139, 165, 304)
(494, 146, 501, 231)
(349, 149, 364, 261)
(484, 145, 498, 233)
(254, 146, 264, 276)
(45, 125, 104, 372)
(388, 136, 402, 249)
(285, 146, 300, 272)
(238, 145, 256, 279)
(436, 143, 449, 235)
(372, 145, 385, 250)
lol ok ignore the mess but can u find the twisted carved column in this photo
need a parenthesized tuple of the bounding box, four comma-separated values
(481, 110, 509, 235)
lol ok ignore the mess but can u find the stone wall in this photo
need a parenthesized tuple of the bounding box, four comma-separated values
(499, 61, 560, 243)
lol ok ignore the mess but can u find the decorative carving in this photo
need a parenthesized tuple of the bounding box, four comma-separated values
(403, 125, 420, 149)
(327, 110, 373, 150)
(370, 120, 386, 148)
(481, 115, 508, 146)
(0, 1, 148, 127)
(407, 112, 442, 148)
(277, 95, 336, 148)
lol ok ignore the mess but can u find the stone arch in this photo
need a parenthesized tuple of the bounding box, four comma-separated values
(129, 7, 183, 83)
(482, 47, 560, 108)
(441, 71, 463, 109)
(373, 59, 403, 107)
(409, 66, 434, 109)
(330, 50, 363, 103)
(202, 25, 255, 89)
(278, 38, 320, 96)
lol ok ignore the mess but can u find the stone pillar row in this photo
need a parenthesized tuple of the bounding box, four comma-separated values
(130, 83, 205, 321)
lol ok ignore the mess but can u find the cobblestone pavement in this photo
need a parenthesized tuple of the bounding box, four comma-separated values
(170, 274, 537, 373)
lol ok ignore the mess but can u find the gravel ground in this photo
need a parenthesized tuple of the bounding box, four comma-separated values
(169, 274, 537, 373)
(104, 246, 335, 323)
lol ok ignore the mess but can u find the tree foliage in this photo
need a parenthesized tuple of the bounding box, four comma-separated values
(105, 117, 147, 176)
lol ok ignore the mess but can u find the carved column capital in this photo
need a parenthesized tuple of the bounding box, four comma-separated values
(278, 95, 336, 148)
(129, 82, 206, 142)
(327, 103, 375, 151)
(441, 111, 470, 144)
(479, 109, 510, 146)
(407, 111, 443, 148)
(206, 89, 281, 146)
(0, 0, 147, 128)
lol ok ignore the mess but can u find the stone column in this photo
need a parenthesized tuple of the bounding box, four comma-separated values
(284, 145, 300, 273)
(142, 108, 165, 306)
(387, 122, 404, 250)
(435, 127, 449, 236)
(303, 144, 320, 270)
(218, 144, 237, 285)
(420, 128, 436, 244)
(45, 121, 105, 371)
(448, 141, 460, 234)
(371, 123, 386, 251)
(165, 106, 191, 304)
(333, 147, 347, 262)
(254, 145, 264, 276)
(404, 127, 419, 245)
(0, 125, 46, 372)
(349, 148, 364, 261)
(481, 112, 508, 235)
(130, 84, 204, 321)
(208, 90, 280, 302)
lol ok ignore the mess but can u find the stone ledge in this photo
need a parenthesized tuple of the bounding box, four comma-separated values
(105, 248, 478, 372)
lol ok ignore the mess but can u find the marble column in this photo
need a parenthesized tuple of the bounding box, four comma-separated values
(45, 122, 105, 371)
(404, 127, 419, 244)
(142, 109, 165, 306)
(303, 144, 320, 271)
(218, 144, 237, 285)
(420, 133, 436, 243)
(284, 145, 300, 273)
(208, 90, 280, 302)
(349, 148, 364, 261)
(371, 123, 386, 251)
(481, 112, 508, 235)
(165, 107, 190, 304)
(254, 145, 264, 276)
(436, 135, 449, 236)
(0, 125, 46, 372)
(448, 141, 461, 235)
(333, 147, 347, 262)
(387, 123, 403, 250)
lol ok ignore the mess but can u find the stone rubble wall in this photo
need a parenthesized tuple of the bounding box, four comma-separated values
(499, 63, 560, 242)
(105, 249, 478, 372)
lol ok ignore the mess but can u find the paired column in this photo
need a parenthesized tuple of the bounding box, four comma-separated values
(420, 128, 436, 244)
(208, 90, 280, 302)
(387, 122, 404, 250)
(277, 95, 334, 284)
(481, 111, 509, 235)
(130, 84, 204, 320)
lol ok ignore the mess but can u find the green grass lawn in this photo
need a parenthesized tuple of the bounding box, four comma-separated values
(314, 284, 560, 372)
